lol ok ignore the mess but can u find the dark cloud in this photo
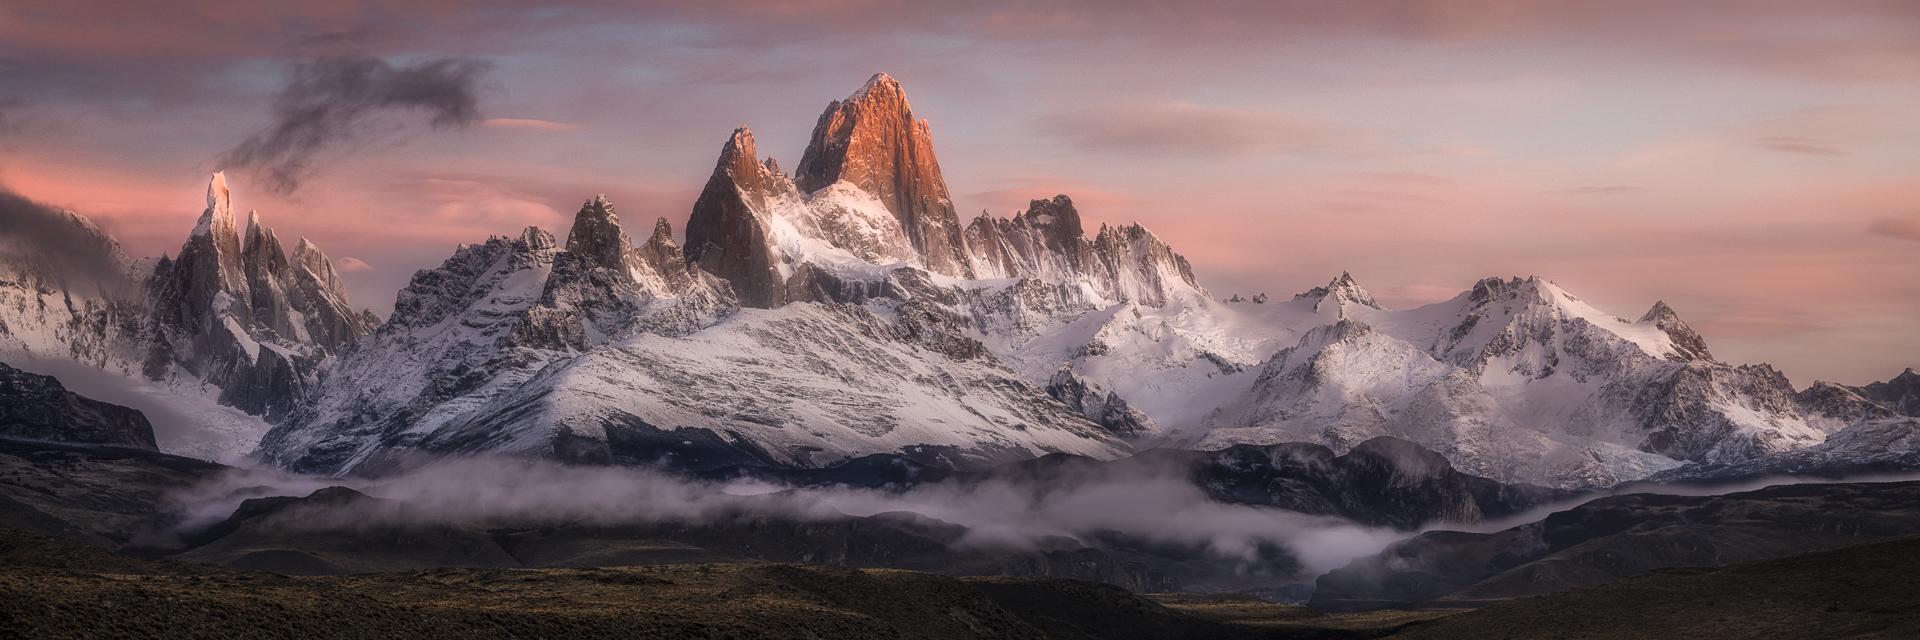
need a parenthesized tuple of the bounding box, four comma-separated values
(0, 187, 129, 290)
(220, 56, 493, 195)
(1755, 136, 1847, 157)
(1868, 215, 1920, 242)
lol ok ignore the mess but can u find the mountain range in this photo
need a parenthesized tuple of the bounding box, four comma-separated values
(1, 73, 1913, 487)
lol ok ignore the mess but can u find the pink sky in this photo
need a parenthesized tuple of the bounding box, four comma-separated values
(1, 1, 1915, 385)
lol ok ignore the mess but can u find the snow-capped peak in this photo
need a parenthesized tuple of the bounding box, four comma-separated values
(1294, 271, 1383, 317)
(847, 72, 904, 103)
(1637, 300, 1713, 362)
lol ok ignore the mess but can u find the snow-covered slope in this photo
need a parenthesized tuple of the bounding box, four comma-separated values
(262, 192, 1126, 476)
(1013, 273, 1835, 486)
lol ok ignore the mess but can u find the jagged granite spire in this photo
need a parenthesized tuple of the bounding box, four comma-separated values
(962, 195, 1203, 306)
(565, 194, 630, 273)
(241, 210, 298, 340)
(283, 236, 374, 351)
(143, 174, 374, 418)
(291, 238, 348, 302)
(794, 73, 972, 277)
(685, 127, 788, 308)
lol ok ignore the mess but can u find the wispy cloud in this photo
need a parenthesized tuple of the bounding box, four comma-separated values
(0, 97, 27, 136)
(1869, 214, 1920, 242)
(1755, 136, 1847, 157)
(1550, 185, 1643, 196)
(334, 256, 375, 272)
(481, 117, 580, 133)
(1037, 102, 1371, 157)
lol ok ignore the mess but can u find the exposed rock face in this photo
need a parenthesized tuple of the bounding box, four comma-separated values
(1797, 381, 1900, 431)
(687, 125, 936, 308)
(794, 73, 971, 277)
(287, 238, 371, 350)
(0, 361, 155, 449)
(685, 128, 791, 308)
(1865, 369, 1920, 414)
(1648, 417, 1920, 483)
(143, 173, 373, 419)
(1047, 366, 1155, 437)
(518, 195, 733, 349)
(261, 227, 569, 474)
(963, 196, 1205, 307)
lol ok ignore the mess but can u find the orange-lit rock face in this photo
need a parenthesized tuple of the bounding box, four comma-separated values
(795, 73, 972, 278)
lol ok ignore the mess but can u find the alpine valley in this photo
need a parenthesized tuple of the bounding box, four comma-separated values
(3, 74, 1914, 490)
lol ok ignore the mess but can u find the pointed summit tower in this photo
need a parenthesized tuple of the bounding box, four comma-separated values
(685, 127, 789, 308)
(145, 173, 373, 418)
(794, 73, 971, 277)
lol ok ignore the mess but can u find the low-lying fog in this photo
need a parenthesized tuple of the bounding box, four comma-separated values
(169, 456, 1404, 575)
(166, 455, 1920, 583)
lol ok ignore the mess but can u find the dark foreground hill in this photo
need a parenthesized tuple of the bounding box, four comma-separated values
(1314, 480, 1920, 608)
(0, 527, 1275, 640)
(7, 526, 1920, 640)
(1387, 535, 1920, 640)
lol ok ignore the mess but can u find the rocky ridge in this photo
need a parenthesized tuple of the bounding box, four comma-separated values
(0, 73, 1906, 488)
(0, 360, 156, 449)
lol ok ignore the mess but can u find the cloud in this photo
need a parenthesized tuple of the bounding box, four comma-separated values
(0, 97, 26, 136)
(1037, 102, 1370, 157)
(220, 56, 493, 195)
(1755, 136, 1847, 157)
(334, 256, 375, 272)
(481, 117, 581, 132)
(1551, 185, 1643, 196)
(1869, 214, 1920, 242)
(0, 186, 129, 290)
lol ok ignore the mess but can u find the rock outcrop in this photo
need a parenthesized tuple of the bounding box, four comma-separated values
(518, 195, 732, 349)
(794, 73, 971, 278)
(1047, 366, 1155, 437)
(0, 361, 155, 449)
(685, 128, 792, 308)
(963, 196, 1205, 307)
